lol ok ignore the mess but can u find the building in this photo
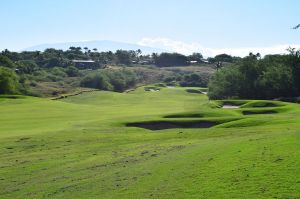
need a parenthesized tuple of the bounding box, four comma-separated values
(72, 60, 97, 69)
(188, 60, 198, 64)
(200, 59, 210, 64)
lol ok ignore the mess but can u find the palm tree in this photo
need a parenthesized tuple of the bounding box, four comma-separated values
(216, 61, 223, 71)
(292, 24, 300, 29)
(256, 53, 261, 59)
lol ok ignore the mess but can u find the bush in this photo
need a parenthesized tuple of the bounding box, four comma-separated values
(32, 70, 51, 82)
(103, 69, 136, 92)
(0, 55, 16, 68)
(65, 66, 80, 77)
(0, 66, 19, 94)
(51, 67, 67, 77)
(108, 72, 127, 91)
(80, 72, 113, 90)
(30, 81, 37, 87)
(46, 74, 63, 82)
(16, 60, 38, 74)
(180, 73, 209, 87)
(80, 69, 137, 92)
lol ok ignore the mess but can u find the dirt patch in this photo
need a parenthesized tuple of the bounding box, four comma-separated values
(126, 120, 217, 130)
(242, 110, 277, 115)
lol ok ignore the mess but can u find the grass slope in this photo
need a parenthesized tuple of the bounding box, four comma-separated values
(0, 87, 299, 198)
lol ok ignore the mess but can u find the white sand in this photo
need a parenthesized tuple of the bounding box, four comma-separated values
(222, 105, 240, 109)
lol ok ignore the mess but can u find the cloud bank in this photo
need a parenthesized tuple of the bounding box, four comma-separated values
(138, 37, 300, 57)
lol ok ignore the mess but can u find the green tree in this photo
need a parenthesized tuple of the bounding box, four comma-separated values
(17, 60, 38, 74)
(258, 63, 293, 98)
(208, 65, 243, 99)
(237, 55, 262, 98)
(154, 53, 188, 67)
(188, 53, 203, 62)
(115, 50, 132, 65)
(214, 54, 233, 63)
(0, 66, 19, 94)
(0, 55, 16, 68)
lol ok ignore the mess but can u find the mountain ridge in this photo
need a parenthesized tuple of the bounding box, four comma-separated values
(22, 40, 168, 54)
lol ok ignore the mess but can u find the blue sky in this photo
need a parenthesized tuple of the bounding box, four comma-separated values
(1, 0, 300, 56)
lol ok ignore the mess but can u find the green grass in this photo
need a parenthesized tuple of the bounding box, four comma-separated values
(0, 87, 300, 198)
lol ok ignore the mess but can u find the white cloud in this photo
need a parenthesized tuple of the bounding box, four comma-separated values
(138, 37, 202, 55)
(138, 37, 300, 57)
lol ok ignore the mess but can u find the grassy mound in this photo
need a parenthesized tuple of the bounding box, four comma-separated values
(217, 100, 249, 107)
(217, 117, 270, 128)
(240, 100, 283, 108)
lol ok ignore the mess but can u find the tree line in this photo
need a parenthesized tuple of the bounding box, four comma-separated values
(0, 49, 198, 95)
(208, 48, 300, 99)
(0, 47, 233, 95)
(1, 47, 235, 68)
(3, 46, 300, 100)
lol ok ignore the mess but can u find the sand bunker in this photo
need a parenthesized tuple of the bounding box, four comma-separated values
(164, 113, 203, 118)
(222, 103, 240, 109)
(126, 121, 217, 130)
(186, 89, 203, 94)
(144, 87, 160, 92)
(149, 89, 160, 92)
(242, 110, 277, 115)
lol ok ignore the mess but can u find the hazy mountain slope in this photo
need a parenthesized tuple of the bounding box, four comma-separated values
(23, 40, 167, 54)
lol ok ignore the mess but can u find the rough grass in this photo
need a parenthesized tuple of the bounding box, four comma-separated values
(0, 87, 300, 198)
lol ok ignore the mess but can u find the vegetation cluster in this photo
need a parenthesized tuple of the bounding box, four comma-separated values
(208, 49, 300, 99)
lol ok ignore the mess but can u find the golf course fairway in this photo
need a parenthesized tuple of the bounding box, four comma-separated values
(0, 87, 299, 198)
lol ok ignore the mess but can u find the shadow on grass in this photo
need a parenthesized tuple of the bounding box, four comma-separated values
(242, 110, 277, 115)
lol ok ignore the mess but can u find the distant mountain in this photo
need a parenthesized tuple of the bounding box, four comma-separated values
(23, 40, 167, 54)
